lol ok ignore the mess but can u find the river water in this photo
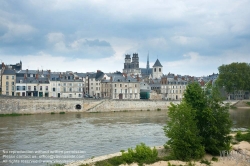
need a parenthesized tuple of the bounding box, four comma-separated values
(0, 108, 249, 166)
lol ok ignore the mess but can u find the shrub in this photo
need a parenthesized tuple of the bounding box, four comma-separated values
(235, 130, 250, 142)
(200, 159, 211, 166)
(211, 156, 218, 161)
(59, 112, 65, 114)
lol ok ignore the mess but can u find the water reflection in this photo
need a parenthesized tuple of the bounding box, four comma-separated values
(0, 108, 249, 166)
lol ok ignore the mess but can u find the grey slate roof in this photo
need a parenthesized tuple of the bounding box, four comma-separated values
(16, 77, 49, 84)
(2, 69, 16, 75)
(153, 59, 163, 67)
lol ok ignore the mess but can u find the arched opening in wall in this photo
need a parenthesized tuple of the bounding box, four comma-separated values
(75, 104, 82, 110)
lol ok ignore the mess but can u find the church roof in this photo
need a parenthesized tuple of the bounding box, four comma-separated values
(153, 59, 163, 67)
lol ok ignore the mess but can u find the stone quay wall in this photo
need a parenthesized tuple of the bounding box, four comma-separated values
(0, 96, 179, 114)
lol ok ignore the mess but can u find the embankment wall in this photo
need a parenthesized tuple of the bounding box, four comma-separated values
(0, 96, 179, 114)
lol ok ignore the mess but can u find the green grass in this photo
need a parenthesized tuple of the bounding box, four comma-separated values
(0, 113, 32, 117)
(157, 108, 161, 111)
(246, 102, 250, 106)
(51, 112, 55, 114)
(59, 112, 65, 114)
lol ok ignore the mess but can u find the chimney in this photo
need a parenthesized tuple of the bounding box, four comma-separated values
(36, 74, 38, 79)
(110, 76, 113, 82)
(26, 69, 28, 74)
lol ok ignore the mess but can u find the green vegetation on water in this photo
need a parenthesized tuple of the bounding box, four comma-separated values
(0, 113, 32, 117)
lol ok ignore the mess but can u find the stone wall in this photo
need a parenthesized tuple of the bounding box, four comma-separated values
(87, 100, 180, 112)
(0, 96, 178, 114)
(0, 96, 102, 114)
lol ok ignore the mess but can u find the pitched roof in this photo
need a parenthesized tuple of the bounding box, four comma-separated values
(3, 69, 16, 75)
(153, 59, 163, 67)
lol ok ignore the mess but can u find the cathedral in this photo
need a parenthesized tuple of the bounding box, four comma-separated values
(122, 53, 163, 79)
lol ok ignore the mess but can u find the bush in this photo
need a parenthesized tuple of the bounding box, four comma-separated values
(200, 159, 211, 166)
(235, 130, 250, 142)
(95, 143, 158, 166)
(122, 143, 158, 165)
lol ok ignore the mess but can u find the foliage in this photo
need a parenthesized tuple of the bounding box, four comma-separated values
(200, 159, 211, 166)
(246, 102, 250, 106)
(59, 112, 65, 114)
(95, 143, 158, 166)
(217, 62, 250, 93)
(235, 130, 250, 142)
(211, 156, 218, 161)
(47, 164, 65, 166)
(184, 82, 232, 155)
(165, 82, 232, 160)
(164, 102, 205, 161)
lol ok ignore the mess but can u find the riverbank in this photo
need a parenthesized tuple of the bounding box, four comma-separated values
(0, 96, 240, 115)
(66, 141, 250, 166)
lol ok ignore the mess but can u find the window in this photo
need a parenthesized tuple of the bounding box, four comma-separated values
(63, 87, 66, 92)
(79, 88, 82, 92)
(115, 84, 116, 87)
(12, 86, 15, 91)
(64, 83, 66, 86)
(159, 68, 161, 72)
(53, 88, 55, 92)
(135, 84, 137, 87)
(96, 87, 98, 90)
(12, 76, 14, 80)
(69, 88, 72, 92)
(78, 94, 81, 97)
(96, 83, 98, 85)
(6, 81, 9, 85)
(115, 89, 117, 93)
(40, 86, 42, 90)
(34, 86, 37, 91)
(22, 86, 25, 90)
(91, 83, 93, 85)
(17, 86, 20, 91)
(58, 83, 60, 86)
(28, 86, 31, 90)
(120, 84, 122, 87)
(69, 94, 72, 98)
(69, 83, 72, 86)
(6, 76, 9, 79)
(6, 86, 9, 91)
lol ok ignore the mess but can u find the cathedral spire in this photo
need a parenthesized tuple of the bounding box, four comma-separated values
(146, 52, 149, 75)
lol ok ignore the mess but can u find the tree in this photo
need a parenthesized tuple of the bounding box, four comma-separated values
(217, 62, 250, 93)
(164, 102, 205, 161)
(184, 82, 232, 155)
(165, 82, 232, 159)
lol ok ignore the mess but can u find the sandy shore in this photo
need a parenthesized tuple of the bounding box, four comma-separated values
(66, 141, 250, 166)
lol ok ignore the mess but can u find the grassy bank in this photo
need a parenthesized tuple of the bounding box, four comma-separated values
(0, 113, 32, 117)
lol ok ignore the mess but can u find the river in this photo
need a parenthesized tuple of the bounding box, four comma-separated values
(0, 108, 249, 166)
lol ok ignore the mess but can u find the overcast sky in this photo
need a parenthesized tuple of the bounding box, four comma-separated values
(0, 0, 250, 76)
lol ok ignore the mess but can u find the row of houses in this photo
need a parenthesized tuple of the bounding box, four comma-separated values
(2, 59, 238, 100)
